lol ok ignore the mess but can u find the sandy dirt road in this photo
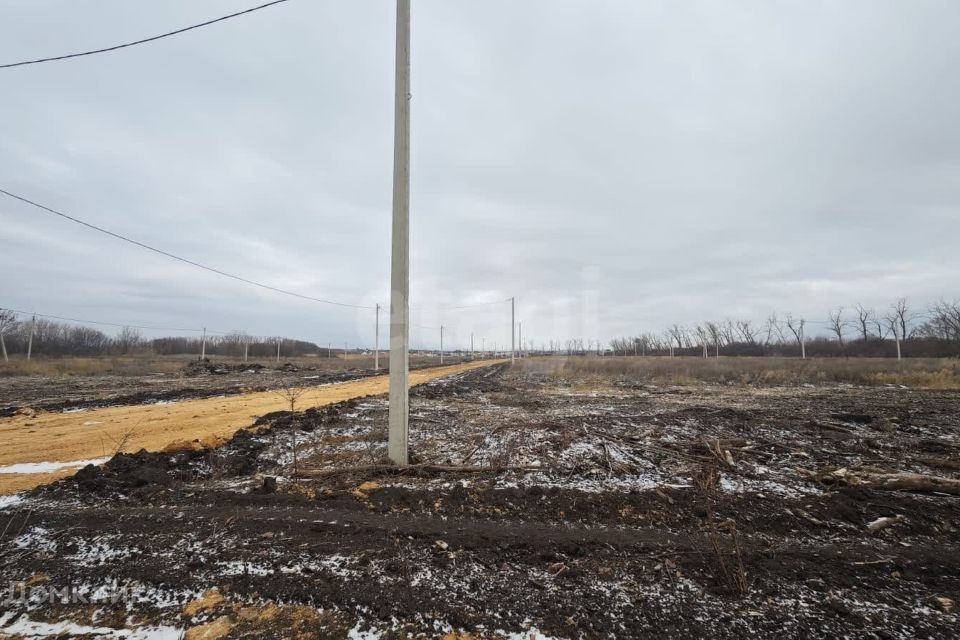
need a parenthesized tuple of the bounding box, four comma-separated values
(0, 360, 504, 494)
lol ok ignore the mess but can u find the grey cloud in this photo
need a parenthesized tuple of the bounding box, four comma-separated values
(1, 0, 958, 349)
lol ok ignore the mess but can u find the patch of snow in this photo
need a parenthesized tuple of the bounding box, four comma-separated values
(14, 526, 58, 553)
(347, 622, 383, 639)
(68, 536, 138, 567)
(0, 615, 182, 639)
(502, 628, 564, 640)
(0, 457, 110, 475)
(0, 494, 25, 509)
(217, 560, 273, 576)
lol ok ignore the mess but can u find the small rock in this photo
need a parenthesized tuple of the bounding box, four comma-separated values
(929, 596, 954, 614)
(867, 515, 905, 533)
(262, 477, 277, 494)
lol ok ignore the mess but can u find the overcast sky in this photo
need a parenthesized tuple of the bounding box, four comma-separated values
(1, 0, 958, 349)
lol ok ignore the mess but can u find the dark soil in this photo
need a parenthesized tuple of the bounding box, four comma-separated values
(0, 358, 464, 416)
(1, 365, 958, 638)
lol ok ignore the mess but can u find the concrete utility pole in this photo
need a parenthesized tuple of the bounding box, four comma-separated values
(200, 327, 206, 361)
(375, 303, 380, 371)
(388, 0, 411, 466)
(26, 314, 35, 360)
(511, 297, 516, 364)
(895, 331, 902, 361)
(328, 342, 331, 358)
(244, 339, 249, 362)
(800, 319, 807, 360)
(518, 321, 522, 359)
(439, 325, 444, 364)
(470, 332, 474, 359)
(277, 338, 281, 362)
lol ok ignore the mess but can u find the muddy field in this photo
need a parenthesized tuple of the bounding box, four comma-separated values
(0, 356, 464, 417)
(1, 361, 958, 638)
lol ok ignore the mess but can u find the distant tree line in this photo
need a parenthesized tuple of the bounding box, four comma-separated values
(153, 332, 320, 358)
(0, 312, 321, 360)
(602, 299, 960, 359)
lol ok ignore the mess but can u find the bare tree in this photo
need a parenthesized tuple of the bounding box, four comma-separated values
(784, 314, 806, 358)
(661, 330, 676, 356)
(873, 317, 887, 341)
(735, 319, 759, 344)
(827, 307, 846, 347)
(116, 326, 143, 355)
(635, 333, 651, 356)
(883, 309, 903, 359)
(765, 314, 786, 346)
(928, 301, 960, 356)
(667, 325, 685, 352)
(892, 297, 912, 341)
(0, 309, 17, 363)
(720, 319, 737, 346)
(705, 321, 722, 357)
(854, 304, 873, 341)
(694, 325, 710, 358)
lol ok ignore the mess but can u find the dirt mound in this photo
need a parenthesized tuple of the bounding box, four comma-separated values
(252, 398, 364, 432)
(182, 360, 267, 377)
(36, 449, 206, 501)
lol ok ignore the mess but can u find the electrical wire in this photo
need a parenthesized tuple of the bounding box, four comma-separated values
(2, 307, 205, 333)
(0, 188, 375, 309)
(1, 307, 331, 342)
(0, 0, 292, 69)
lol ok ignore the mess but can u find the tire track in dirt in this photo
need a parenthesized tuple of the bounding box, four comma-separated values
(0, 359, 505, 494)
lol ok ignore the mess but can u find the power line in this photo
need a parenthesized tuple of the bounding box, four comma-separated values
(2, 307, 205, 334)
(1, 307, 336, 342)
(0, 188, 375, 310)
(0, 0, 293, 70)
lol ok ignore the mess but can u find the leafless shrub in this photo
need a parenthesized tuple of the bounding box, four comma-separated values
(276, 383, 309, 476)
(707, 529, 748, 597)
(360, 424, 388, 464)
(693, 466, 720, 492)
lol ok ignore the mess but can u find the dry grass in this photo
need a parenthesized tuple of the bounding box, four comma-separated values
(516, 356, 960, 389)
(0, 355, 190, 377)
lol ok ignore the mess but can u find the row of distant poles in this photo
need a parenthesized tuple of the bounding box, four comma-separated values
(386, 0, 515, 464)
